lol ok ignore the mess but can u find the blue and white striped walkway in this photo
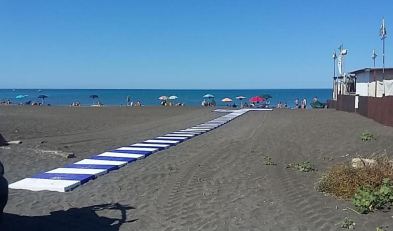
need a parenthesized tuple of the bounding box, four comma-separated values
(9, 108, 271, 192)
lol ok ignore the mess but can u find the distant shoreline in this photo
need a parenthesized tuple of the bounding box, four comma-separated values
(0, 89, 332, 107)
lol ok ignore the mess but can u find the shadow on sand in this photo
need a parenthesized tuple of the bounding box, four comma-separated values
(0, 134, 7, 146)
(0, 203, 136, 231)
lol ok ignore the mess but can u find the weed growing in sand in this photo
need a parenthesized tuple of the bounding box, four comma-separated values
(352, 178, 393, 214)
(318, 156, 393, 199)
(286, 161, 315, 172)
(338, 217, 355, 229)
(360, 132, 376, 142)
(264, 156, 277, 166)
(318, 155, 393, 214)
(376, 226, 387, 231)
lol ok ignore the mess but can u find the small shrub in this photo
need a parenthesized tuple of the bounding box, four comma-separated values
(264, 156, 277, 166)
(352, 186, 379, 214)
(318, 156, 393, 199)
(352, 178, 393, 214)
(376, 227, 387, 231)
(287, 161, 315, 172)
(339, 217, 355, 229)
(360, 132, 376, 141)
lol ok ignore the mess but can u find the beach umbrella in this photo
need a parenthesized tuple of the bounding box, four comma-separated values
(15, 95, 28, 99)
(38, 95, 48, 104)
(236, 96, 246, 107)
(203, 94, 214, 98)
(221, 98, 233, 103)
(89, 95, 99, 105)
(168, 96, 178, 100)
(249, 96, 265, 103)
(158, 96, 168, 100)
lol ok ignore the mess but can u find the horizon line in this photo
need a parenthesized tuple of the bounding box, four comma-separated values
(1, 88, 331, 90)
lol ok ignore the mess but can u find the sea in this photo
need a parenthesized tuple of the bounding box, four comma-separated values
(0, 89, 332, 108)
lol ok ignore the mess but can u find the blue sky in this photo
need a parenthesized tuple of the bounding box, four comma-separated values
(0, 0, 391, 89)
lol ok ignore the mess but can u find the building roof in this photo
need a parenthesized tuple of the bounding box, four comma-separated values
(350, 68, 393, 74)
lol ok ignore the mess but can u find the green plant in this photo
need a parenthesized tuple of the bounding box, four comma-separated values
(352, 178, 393, 214)
(352, 186, 378, 214)
(287, 161, 315, 172)
(376, 227, 386, 231)
(360, 132, 376, 141)
(339, 217, 355, 229)
(264, 156, 277, 166)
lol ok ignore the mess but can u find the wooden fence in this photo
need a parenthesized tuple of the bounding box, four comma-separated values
(332, 95, 393, 127)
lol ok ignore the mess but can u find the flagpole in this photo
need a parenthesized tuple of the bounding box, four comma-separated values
(382, 35, 385, 96)
(380, 17, 387, 96)
(333, 51, 337, 99)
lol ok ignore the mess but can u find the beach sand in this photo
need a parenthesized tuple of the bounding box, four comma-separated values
(1, 106, 393, 230)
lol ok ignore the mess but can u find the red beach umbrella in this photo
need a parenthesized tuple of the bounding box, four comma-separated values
(249, 96, 265, 103)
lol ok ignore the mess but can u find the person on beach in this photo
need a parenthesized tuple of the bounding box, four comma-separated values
(211, 99, 216, 107)
(127, 96, 131, 106)
(294, 98, 299, 109)
(301, 98, 307, 109)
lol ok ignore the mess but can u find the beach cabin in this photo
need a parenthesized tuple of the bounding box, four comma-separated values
(351, 68, 393, 97)
(331, 67, 393, 127)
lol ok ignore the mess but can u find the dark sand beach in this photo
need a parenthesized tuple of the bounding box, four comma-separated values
(1, 106, 393, 230)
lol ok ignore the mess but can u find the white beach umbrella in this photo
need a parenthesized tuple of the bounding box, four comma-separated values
(236, 96, 246, 107)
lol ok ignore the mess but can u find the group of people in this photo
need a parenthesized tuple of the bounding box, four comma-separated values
(201, 99, 216, 107)
(293, 97, 325, 109)
(71, 101, 81, 107)
(0, 99, 12, 105)
(160, 100, 184, 106)
(1, 99, 48, 106)
(294, 98, 308, 109)
(127, 101, 142, 107)
(276, 102, 288, 108)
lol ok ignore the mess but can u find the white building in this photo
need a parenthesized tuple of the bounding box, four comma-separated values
(350, 68, 393, 97)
